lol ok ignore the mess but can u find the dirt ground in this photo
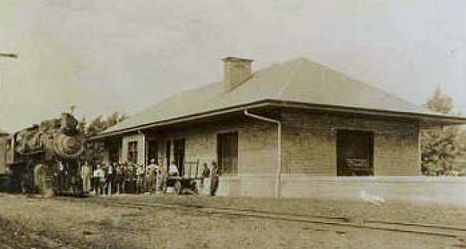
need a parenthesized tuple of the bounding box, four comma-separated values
(1, 193, 466, 249)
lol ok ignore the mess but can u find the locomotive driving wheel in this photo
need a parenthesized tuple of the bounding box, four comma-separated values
(34, 164, 54, 197)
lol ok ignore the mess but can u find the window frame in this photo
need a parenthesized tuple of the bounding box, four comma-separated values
(336, 129, 374, 177)
(217, 131, 239, 176)
(127, 141, 138, 164)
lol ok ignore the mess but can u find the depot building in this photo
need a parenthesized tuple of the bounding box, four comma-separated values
(93, 57, 466, 198)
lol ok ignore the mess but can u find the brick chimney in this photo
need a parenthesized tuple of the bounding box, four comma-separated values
(223, 57, 253, 91)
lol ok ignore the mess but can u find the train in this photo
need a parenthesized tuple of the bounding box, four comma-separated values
(0, 112, 85, 196)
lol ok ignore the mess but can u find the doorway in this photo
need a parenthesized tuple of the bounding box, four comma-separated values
(107, 142, 120, 164)
(173, 138, 186, 176)
(217, 132, 238, 175)
(148, 140, 159, 164)
(337, 130, 374, 176)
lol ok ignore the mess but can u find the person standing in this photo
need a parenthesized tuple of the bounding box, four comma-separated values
(126, 162, 136, 193)
(200, 162, 210, 188)
(136, 164, 145, 194)
(157, 162, 167, 193)
(91, 164, 98, 194)
(80, 161, 92, 194)
(146, 159, 158, 193)
(98, 165, 106, 195)
(106, 162, 115, 195)
(57, 160, 67, 192)
(169, 161, 179, 177)
(121, 162, 129, 193)
(210, 161, 219, 196)
(93, 164, 105, 195)
(115, 162, 125, 194)
(155, 164, 161, 192)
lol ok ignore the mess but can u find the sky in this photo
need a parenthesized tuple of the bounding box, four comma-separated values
(0, 0, 465, 132)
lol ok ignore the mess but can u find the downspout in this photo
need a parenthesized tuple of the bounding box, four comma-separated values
(244, 109, 282, 198)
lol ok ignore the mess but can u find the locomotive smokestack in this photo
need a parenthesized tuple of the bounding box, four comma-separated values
(60, 113, 78, 132)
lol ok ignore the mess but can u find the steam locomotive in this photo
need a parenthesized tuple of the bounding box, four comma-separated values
(0, 113, 85, 196)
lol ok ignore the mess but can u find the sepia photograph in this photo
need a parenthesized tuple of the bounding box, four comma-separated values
(1, 1, 466, 248)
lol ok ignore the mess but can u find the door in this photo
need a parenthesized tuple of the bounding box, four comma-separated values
(337, 130, 374, 176)
(108, 142, 120, 164)
(148, 140, 159, 164)
(173, 139, 186, 176)
(217, 132, 238, 175)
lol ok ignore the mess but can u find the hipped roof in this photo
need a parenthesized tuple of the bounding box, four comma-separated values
(96, 57, 466, 139)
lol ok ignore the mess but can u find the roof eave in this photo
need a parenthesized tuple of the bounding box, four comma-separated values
(268, 100, 466, 125)
(90, 100, 271, 140)
(91, 99, 466, 140)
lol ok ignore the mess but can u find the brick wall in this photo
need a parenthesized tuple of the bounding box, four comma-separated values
(147, 118, 277, 177)
(109, 109, 421, 197)
(281, 111, 421, 176)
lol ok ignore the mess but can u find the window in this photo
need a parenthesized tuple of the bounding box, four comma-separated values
(217, 132, 238, 175)
(127, 141, 138, 164)
(337, 130, 374, 176)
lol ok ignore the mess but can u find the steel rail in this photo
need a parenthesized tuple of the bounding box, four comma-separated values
(57, 197, 466, 239)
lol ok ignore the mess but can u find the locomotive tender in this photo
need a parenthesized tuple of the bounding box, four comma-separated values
(0, 112, 85, 195)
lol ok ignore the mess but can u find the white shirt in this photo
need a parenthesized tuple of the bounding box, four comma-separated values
(169, 164, 179, 175)
(59, 162, 65, 171)
(81, 164, 91, 177)
(136, 166, 145, 176)
(146, 164, 157, 174)
(107, 165, 114, 175)
(93, 168, 105, 179)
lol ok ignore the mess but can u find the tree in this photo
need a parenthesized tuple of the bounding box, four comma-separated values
(425, 88, 454, 114)
(421, 88, 465, 176)
(106, 112, 128, 129)
(84, 112, 127, 136)
(79, 112, 128, 165)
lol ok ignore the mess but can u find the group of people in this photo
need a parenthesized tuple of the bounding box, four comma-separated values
(79, 159, 219, 196)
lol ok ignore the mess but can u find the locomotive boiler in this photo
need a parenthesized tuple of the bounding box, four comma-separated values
(2, 113, 85, 195)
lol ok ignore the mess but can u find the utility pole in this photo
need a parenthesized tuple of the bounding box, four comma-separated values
(0, 52, 18, 130)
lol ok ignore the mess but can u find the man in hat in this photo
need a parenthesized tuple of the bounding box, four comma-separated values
(93, 164, 105, 195)
(136, 164, 145, 194)
(80, 161, 92, 194)
(146, 158, 158, 193)
(169, 161, 179, 177)
(106, 162, 116, 195)
(123, 162, 134, 193)
(156, 161, 167, 193)
(115, 162, 125, 194)
(57, 160, 67, 192)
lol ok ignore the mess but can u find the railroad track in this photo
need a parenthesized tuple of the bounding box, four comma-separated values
(57, 196, 466, 240)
